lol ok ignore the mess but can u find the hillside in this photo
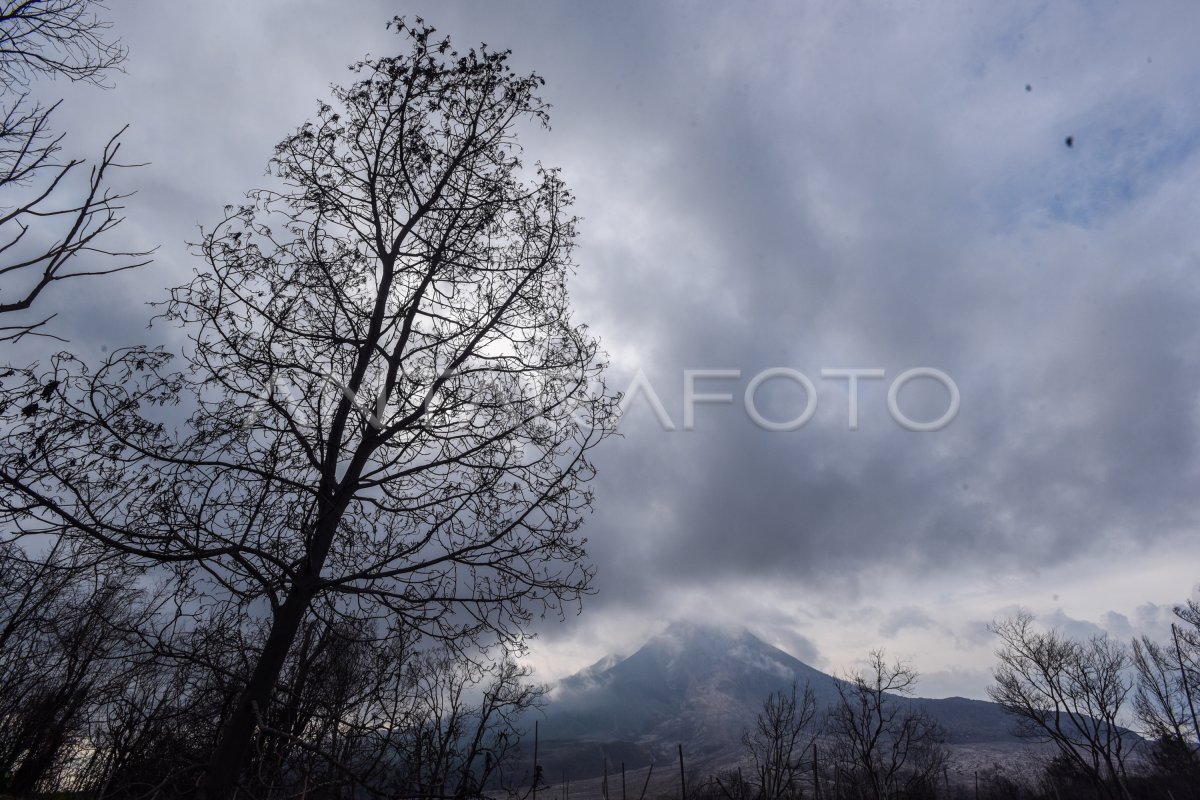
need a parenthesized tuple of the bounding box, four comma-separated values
(531, 622, 1024, 781)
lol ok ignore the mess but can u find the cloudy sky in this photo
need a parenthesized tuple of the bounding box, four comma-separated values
(17, 0, 1200, 699)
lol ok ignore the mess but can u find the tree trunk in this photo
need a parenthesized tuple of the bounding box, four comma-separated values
(197, 586, 313, 800)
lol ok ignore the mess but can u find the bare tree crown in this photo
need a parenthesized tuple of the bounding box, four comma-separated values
(0, 0, 148, 342)
(0, 0, 125, 87)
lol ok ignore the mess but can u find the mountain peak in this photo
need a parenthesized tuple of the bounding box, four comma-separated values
(646, 620, 763, 655)
(637, 621, 805, 676)
(657, 619, 755, 642)
(538, 620, 1024, 782)
(545, 620, 832, 749)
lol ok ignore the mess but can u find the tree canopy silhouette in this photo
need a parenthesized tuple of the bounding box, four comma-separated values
(0, 18, 617, 798)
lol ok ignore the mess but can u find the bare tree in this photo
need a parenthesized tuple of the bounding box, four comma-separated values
(0, 18, 617, 798)
(0, 0, 125, 86)
(382, 644, 541, 799)
(742, 682, 817, 800)
(0, 0, 150, 342)
(825, 650, 948, 800)
(987, 612, 1134, 800)
(213, 607, 541, 800)
(1131, 633, 1200, 783)
(1130, 600, 1200, 785)
(0, 553, 545, 800)
(0, 538, 158, 794)
(1174, 598, 1200, 738)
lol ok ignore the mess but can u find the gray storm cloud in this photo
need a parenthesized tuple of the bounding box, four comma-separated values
(22, 0, 1200, 695)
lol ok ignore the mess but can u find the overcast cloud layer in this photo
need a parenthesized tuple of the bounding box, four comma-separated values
(15, 0, 1200, 699)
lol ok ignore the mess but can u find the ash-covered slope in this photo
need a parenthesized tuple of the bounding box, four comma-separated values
(543, 621, 842, 752)
(533, 621, 1020, 780)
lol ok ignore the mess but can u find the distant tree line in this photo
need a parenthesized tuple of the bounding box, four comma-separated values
(0, 536, 545, 797)
(687, 604, 1200, 800)
(6, 545, 1198, 800)
(689, 650, 949, 800)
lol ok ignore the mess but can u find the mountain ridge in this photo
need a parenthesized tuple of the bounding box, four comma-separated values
(531, 621, 1022, 780)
